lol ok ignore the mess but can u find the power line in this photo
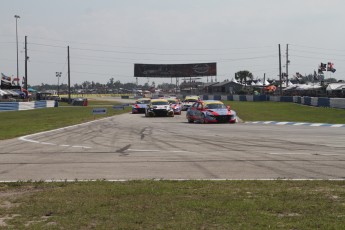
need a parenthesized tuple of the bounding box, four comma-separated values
(290, 44, 345, 52)
(28, 41, 276, 56)
(29, 42, 66, 49)
(26, 35, 276, 51)
(290, 54, 345, 62)
(290, 48, 345, 57)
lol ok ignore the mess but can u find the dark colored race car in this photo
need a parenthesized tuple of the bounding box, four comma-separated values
(186, 100, 237, 124)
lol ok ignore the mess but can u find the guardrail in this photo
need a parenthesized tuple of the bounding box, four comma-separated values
(0, 100, 57, 111)
(200, 95, 345, 109)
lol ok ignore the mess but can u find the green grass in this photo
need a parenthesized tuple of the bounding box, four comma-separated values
(0, 101, 131, 140)
(1, 180, 344, 229)
(226, 101, 345, 124)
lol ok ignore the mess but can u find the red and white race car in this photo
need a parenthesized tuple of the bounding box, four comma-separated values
(186, 100, 237, 124)
(166, 97, 182, 115)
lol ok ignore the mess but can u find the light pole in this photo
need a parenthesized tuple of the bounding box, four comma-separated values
(14, 15, 20, 82)
(56, 72, 62, 96)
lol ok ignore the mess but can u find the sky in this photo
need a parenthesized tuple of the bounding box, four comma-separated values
(1, 0, 345, 87)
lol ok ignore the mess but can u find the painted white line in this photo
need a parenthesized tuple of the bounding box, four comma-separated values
(41, 142, 57, 146)
(310, 123, 324, 127)
(18, 139, 40, 144)
(292, 123, 307, 126)
(276, 122, 289, 125)
(247, 121, 345, 128)
(17, 116, 115, 149)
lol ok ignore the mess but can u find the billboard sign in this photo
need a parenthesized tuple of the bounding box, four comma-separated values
(134, 63, 216, 78)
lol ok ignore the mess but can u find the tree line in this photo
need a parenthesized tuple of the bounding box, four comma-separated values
(30, 77, 176, 93)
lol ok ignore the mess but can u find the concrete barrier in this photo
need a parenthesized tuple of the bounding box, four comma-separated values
(330, 98, 345, 109)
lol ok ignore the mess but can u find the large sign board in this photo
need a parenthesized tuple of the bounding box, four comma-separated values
(134, 63, 217, 78)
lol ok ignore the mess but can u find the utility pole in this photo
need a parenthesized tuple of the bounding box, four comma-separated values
(286, 44, 289, 87)
(68, 46, 71, 103)
(14, 15, 20, 82)
(24, 35, 28, 91)
(279, 44, 282, 96)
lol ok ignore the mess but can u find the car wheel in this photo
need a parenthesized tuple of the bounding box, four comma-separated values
(201, 114, 207, 124)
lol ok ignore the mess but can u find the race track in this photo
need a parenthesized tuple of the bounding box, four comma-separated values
(0, 111, 344, 181)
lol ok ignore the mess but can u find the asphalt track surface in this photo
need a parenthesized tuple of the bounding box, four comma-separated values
(0, 107, 344, 181)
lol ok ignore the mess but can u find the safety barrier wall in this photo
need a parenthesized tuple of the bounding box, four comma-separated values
(201, 95, 345, 109)
(0, 100, 57, 111)
(330, 98, 345, 109)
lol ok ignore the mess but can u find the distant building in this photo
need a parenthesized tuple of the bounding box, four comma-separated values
(210, 81, 243, 94)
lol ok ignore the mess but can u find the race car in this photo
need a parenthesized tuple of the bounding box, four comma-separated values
(145, 99, 174, 117)
(166, 97, 182, 115)
(181, 95, 200, 111)
(186, 100, 237, 124)
(132, 98, 151, 114)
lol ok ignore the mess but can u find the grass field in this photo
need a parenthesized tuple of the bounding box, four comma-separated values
(0, 100, 131, 140)
(226, 101, 345, 124)
(1, 100, 345, 228)
(1, 180, 344, 229)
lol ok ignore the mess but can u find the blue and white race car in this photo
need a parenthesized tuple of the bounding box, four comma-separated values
(132, 98, 151, 114)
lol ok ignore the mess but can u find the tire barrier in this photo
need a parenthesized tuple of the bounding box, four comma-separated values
(0, 100, 56, 111)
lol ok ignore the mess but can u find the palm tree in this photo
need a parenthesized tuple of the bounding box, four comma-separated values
(235, 70, 253, 85)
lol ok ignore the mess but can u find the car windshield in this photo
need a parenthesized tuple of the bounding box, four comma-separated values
(205, 103, 226, 109)
(137, 100, 150, 104)
(152, 101, 169, 105)
(185, 99, 198, 102)
(168, 100, 177, 104)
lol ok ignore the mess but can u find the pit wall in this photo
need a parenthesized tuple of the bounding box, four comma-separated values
(199, 95, 345, 109)
(0, 100, 57, 111)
